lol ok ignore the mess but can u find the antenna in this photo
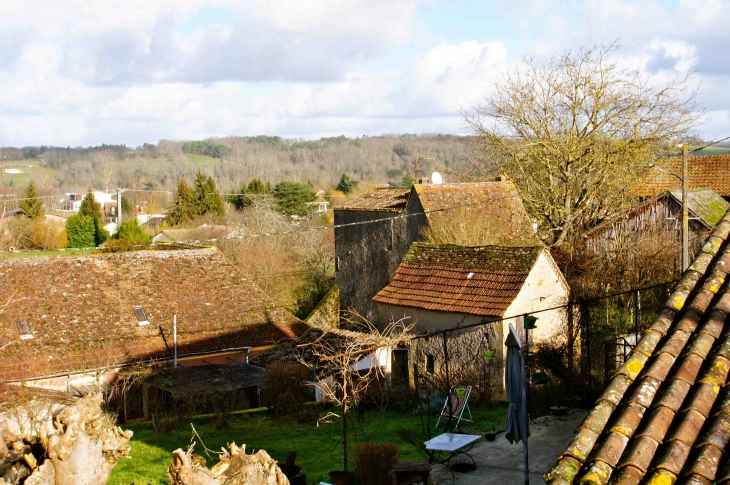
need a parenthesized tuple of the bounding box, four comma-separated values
(412, 156, 435, 179)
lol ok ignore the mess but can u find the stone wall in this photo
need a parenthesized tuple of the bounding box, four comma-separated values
(305, 285, 340, 329)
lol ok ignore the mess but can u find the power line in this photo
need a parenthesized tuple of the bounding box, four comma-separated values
(691, 135, 730, 153)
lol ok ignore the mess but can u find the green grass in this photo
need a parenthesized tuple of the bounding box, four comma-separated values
(692, 146, 730, 156)
(0, 248, 98, 261)
(108, 404, 508, 485)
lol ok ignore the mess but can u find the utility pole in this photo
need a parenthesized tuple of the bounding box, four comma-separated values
(681, 143, 689, 272)
(117, 188, 122, 227)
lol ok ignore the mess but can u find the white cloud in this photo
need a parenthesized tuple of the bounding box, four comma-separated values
(0, 0, 729, 145)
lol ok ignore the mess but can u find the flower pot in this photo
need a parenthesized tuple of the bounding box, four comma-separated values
(484, 350, 495, 361)
(285, 466, 306, 485)
(329, 471, 355, 485)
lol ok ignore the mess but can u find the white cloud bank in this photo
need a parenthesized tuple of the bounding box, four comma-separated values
(0, 0, 728, 145)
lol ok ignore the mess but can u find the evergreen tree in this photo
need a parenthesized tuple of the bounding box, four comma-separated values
(232, 178, 268, 210)
(273, 181, 317, 216)
(203, 176, 225, 216)
(402, 173, 414, 189)
(192, 171, 208, 217)
(116, 219, 151, 245)
(336, 173, 359, 194)
(79, 189, 103, 219)
(75, 189, 108, 245)
(66, 215, 96, 248)
(20, 181, 44, 219)
(167, 179, 196, 226)
(121, 195, 134, 217)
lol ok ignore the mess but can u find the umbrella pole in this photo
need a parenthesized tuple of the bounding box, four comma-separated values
(521, 337, 529, 485)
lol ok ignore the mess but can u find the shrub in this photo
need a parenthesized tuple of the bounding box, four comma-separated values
(260, 362, 312, 417)
(354, 442, 400, 485)
(117, 219, 151, 245)
(66, 214, 96, 248)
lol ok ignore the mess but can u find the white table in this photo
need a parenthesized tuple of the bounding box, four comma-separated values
(424, 432, 481, 470)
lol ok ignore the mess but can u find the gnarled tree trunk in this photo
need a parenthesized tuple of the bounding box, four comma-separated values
(0, 393, 132, 485)
(168, 443, 289, 485)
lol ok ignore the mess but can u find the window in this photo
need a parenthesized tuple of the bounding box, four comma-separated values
(132, 306, 150, 326)
(425, 354, 435, 375)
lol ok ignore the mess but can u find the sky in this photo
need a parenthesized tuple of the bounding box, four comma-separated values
(0, 0, 728, 147)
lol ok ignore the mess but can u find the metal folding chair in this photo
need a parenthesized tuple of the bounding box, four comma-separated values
(436, 385, 473, 428)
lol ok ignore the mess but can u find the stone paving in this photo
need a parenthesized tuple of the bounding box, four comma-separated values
(429, 408, 588, 485)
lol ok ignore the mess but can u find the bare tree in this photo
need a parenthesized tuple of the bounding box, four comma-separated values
(297, 319, 413, 475)
(466, 43, 702, 246)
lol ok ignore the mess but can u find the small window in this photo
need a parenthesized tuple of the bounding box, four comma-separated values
(133, 306, 150, 326)
(425, 354, 435, 375)
(17, 320, 33, 340)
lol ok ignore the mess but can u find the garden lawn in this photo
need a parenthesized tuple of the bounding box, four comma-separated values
(109, 403, 508, 485)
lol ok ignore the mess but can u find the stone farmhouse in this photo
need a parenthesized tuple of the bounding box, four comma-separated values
(334, 181, 540, 323)
(0, 247, 308, 421)
(373, 243, 569, 380)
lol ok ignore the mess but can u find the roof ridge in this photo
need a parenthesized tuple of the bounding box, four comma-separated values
(546, 208, 730, 485)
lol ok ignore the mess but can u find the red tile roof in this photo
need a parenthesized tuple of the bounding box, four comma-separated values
(373, 243, 544, 317)
(336, 188, 411, 212)
(637, 155, 730, 197)
(546, 208, 730, 485)
(413, 182, 541, 246)
(0, 248, 308, 380)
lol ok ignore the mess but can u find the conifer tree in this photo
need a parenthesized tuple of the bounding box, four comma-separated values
(79, 189, 102, 220)
(167, 179, 196, 226)
(203, 176, 225, 216)
(20, 181, 44, 219)
(192, 171, 208, 217)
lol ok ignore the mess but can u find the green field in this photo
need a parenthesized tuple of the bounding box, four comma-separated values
(692, 146, 730, 156)
(0, 248, 98, 261)
(1, 159, 59, 187)
(108, 404, 508, 485)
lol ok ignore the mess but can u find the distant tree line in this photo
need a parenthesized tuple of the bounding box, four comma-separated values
(181, 141, 232, 159)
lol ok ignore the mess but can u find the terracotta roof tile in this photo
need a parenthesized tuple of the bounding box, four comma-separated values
(637, 155, 730, 197)
(684, 383, 723, 418)
(373, 243, 545, 317)
(0, 248, 307, 380)
(336, 188, 411, 212)
(627, 377, 662, 408)
(621, 435, 660, 472)
(546, 209, 730, 485)
(611, 465, 644, 485)
(413, 182, 542, 246)
(636, 406, 675, 442)
(685, 445, 725, 481)
(655, 439, 693, 475)
(593, 432, 631, 467)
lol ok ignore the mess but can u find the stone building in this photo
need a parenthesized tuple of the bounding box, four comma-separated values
(373, 243, 569, 383)
(334, 181, 540, 322)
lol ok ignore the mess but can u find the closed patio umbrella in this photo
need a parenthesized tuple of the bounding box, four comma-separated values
(505, 323, 530, 484)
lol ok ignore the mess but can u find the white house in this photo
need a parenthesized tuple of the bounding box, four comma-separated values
(62, 191, 116, 213)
